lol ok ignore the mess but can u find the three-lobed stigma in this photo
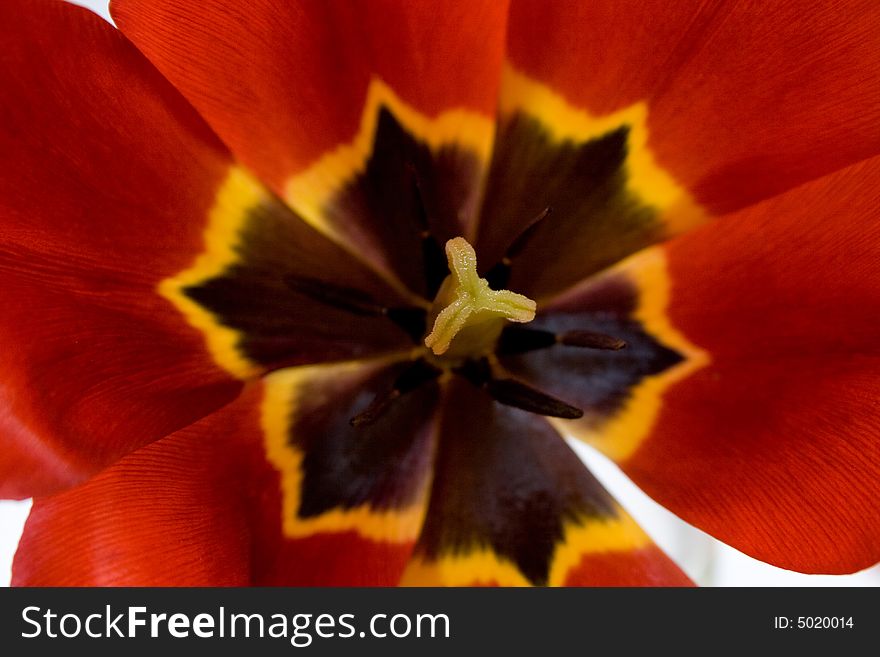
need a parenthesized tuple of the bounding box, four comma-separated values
(424, 237, 536, 357)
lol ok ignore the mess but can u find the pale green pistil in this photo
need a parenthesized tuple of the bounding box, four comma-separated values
(424, 237, 536, 357)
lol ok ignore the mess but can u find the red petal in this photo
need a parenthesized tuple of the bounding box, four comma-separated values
(563, 546, 693, 587)
(12, 390, 260, 586)
(14, 360, 438, 586)
(0, 0, 246, 497)
(577, 156, 880, 573)
(112, 0, 508, 294)
(111, 0, 507, 193)
(506, 0, 880, 214)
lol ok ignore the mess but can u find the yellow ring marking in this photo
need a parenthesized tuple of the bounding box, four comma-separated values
(499, 63, 706, 236)
(261, 356, 434, 542)
(159, 166, 268, 380)
(285, 77, 494, 238)
(284, 77, 494, 296)
(549, 247, 710, 462)
(547, 511, 652, 586)
(399, 510, 651, 587)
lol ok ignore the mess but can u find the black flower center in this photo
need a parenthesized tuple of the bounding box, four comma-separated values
(178, 103, 683, 432)
(279, 229, 631, 427)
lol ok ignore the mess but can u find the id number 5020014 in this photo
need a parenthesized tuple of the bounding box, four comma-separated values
(773, 617, 854, 629)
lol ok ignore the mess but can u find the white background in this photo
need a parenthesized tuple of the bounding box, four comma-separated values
(1, 0, 877, 587)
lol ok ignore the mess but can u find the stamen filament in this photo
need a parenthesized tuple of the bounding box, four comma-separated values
(285, 275, 384, 316)
(408, 164, 447, 297)
(350, 359, 442, 427)
(484, 206, 551, 290)
(286, 274, 427, 343)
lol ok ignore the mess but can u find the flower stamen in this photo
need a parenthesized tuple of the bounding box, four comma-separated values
(424, 237, 536, 357)
(408, 163, 448, 298)
(350, 358, 442, 427)
(558, 329, 627, 350)
(497, 326, 627, 355)
(484, 206, 551, 290)
(455, 358, 583, 419)
(285, 274, 428, 342)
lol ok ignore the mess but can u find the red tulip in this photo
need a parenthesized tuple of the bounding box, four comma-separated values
(2, 0, 878, 586)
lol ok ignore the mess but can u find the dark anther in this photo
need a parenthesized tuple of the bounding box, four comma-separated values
(484, 207, 551, 289)
(496, 326, 557, 355)
(507, 206, 551, 259)
(393, 358, 444, 394)
(483, 262, 510, 291)
(486, 378, 583, 419)
(496, 326, 627, 355)
(408, 163, 449, 298)
(350, 389, 401, 427)
(285, 274, 427, 343)
(422, 235, 448, 299)
(384, 307, 428, 343)
(350, 359, 443, 427)
(454, 357, 583, 419)
(452, 357, 494, 388)
(558, 330, 627, 351)
(285, 275, 385, 316)
(408, 164, 430, 233)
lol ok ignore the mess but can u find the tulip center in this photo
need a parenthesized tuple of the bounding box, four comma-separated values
(424, 237, 536, 360)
